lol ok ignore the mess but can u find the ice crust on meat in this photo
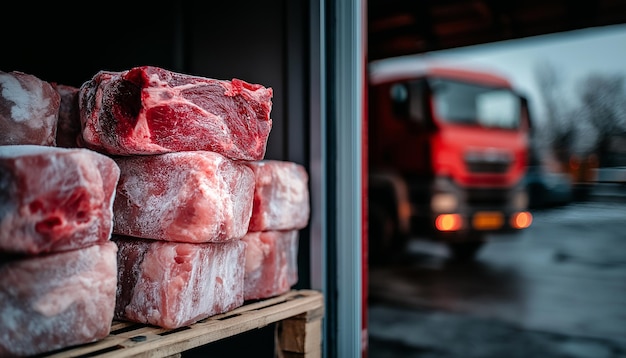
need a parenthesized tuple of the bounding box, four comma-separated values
(0, 70, 60, 146)
(53, 84, 81, 148)
(113, 151, 255, 243)
(243, 230, 298, 300)
(114, 236, 245, 329)
(246, 160, 310, 232)
(0, 145, 120, 255)
(0, 241, 118, 357)
(79, 66, 273, 160)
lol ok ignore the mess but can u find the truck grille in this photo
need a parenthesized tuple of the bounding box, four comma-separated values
(464, 150, 512, 174)
(466, 187, 510, 206)
(466, 160, 510, 173)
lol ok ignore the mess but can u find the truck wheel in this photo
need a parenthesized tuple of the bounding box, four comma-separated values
(368, 206, 407, 265)
(447, 240, 484, 261)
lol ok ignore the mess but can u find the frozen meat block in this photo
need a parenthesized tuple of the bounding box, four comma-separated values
(53, 83, 81, 148)
(114, 236, 245, 329)
(113, 151, 254, 243)
(246, 160, 310, 232)
(0, 70, 60, 146)
(0, 145, 120, 255)
(0, 241, 118, 357)
(243, 230, 299, 300)
(79, 65, 273, 160)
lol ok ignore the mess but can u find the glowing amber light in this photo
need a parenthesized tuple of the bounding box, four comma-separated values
(435, 214, 463, 231)
(511, 211, 533, 229)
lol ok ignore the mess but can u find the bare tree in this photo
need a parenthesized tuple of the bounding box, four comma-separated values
(577, 73, 626, 165)
(534, 60, 576, 167)
(534, 60, 626, 168)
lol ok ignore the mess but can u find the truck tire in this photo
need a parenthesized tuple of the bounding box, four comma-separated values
(447, 240, 484, 262)
(368, 205, 408, 266)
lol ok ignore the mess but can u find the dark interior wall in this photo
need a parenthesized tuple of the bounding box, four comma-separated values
(0, 3, 182, 87)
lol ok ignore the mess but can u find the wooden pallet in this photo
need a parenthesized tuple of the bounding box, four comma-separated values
(38, 289, 324, 358)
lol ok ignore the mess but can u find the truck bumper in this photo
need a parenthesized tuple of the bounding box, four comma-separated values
(411, 210, 532, 242)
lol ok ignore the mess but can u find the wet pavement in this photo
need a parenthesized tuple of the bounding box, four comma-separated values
(367, 188, 626, 357)
(368, 305, 626, 358)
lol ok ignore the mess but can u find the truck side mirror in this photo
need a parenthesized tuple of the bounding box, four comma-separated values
(389, 81, 425, 124)
(520, 96, 531, 129)
(390, 83, 410, 119)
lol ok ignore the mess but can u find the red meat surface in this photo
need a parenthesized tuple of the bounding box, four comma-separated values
(0, 70, 60, 146)
(79, 66, 273, 160)
(0, 145, 120, 255)
(0, 241, 118, 357)
(246, 160, 310, 232)
(53, 84, 81, 148)
(113, 151, 255, 243)
(242, 230, 299, 300)
(114, 236, 245, 329)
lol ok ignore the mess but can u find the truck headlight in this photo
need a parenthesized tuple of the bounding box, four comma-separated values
(431, 193, 458, 213)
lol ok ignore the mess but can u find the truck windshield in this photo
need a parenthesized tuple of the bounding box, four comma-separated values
(429, 78, 521, 129)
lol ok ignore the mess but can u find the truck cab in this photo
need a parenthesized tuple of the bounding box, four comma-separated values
(368, 63, 533, 262)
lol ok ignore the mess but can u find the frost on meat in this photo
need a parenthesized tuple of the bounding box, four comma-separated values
(79, 66, 273, 160)
(0, 145, 120, 255)
(0, 70, 60, 146)
(243, 230, 299, 300)
(113, 151, 255, 243)
(114, 236, 245, 329)
(246, 160, 310, 232)
(0, 241, 118, 357)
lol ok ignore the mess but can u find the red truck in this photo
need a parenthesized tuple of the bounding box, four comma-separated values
(367, 61, 533, 262)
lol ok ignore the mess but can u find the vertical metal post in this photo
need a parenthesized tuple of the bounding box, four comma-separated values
(326, 0, 365, 356)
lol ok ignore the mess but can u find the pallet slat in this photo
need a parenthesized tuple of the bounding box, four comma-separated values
(39, 290, 324, 358)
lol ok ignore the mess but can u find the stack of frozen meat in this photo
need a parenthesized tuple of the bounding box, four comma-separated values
(0, 65, 311, 354)
(242, 160, 310, 300)
(0, 71, 120, 356)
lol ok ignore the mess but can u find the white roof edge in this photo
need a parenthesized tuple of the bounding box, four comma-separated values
(368, 54, 508, 85)
(368, 56, 434, 84)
